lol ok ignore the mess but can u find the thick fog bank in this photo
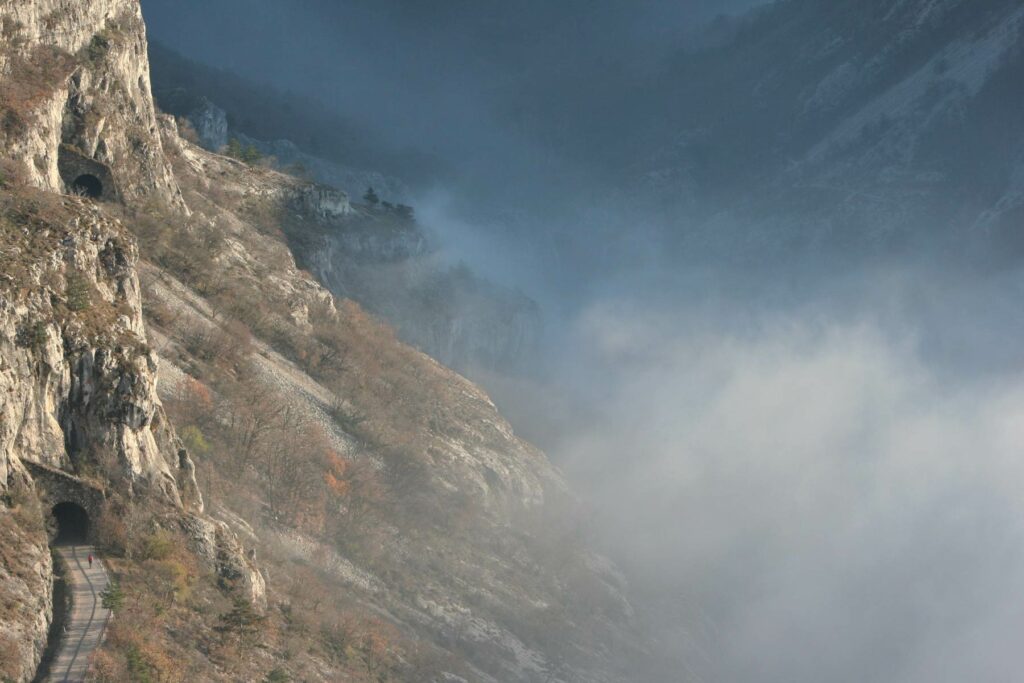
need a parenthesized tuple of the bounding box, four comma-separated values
(546, 264, 1024, 682)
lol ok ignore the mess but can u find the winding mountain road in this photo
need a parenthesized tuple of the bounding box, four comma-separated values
(46, 545, 111, 683)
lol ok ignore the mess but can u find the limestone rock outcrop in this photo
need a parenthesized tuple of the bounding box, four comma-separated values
(0, 498, 52, 683)
(0, 194, 200, 680)
(0, 0, 184, 208)
(0, 5, 265, 675)
(0, 187, 266, 680)
(0, 200, 200, 508)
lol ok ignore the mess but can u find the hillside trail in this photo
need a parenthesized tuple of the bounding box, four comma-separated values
(44, 545, 111, 683)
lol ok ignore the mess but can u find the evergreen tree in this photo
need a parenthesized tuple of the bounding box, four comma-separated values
(216, 596, 265, 641)
(101, 582, 125, 612)
(224, 138, 244, 159)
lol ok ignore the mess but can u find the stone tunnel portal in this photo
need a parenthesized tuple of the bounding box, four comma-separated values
(58, 144, 116, 201)
(70, 174, 103, 198)
(51, 501, 90, 545)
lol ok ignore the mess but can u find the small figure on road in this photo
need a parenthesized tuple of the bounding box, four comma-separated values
(88, 553, 93, 568)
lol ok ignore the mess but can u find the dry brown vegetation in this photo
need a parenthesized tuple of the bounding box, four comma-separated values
(113, 264, 446, 678)
(0, 45, 75, 138)
(0, 481, 48, 683)
(87, 472, 458, 682)
(0, 184, 144, 351)
(165, 373, 355, 533)
(124, 138, 639, 673)
(0, 173, 626, 681)
(118, 178, 492, 525)
(0, 171, 70, 287)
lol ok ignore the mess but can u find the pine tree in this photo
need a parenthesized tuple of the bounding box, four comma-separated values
(224, 138, 244, 159)
(101, 583, 125, 612)
(216, 596, 264, 641)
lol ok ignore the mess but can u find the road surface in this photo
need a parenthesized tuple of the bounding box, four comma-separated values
(46, 545, 111, 683)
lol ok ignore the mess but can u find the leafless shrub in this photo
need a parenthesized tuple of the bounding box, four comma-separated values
(175, 116, 201, 144)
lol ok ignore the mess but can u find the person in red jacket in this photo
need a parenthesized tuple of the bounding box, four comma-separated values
(88, 554, 93, 568)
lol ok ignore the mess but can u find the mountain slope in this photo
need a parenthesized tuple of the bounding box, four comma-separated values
(145, 52, 545, 378)
(617, 0, 1024, 261)
(144, 117, 640, 682)
(0, 1, 642, 680)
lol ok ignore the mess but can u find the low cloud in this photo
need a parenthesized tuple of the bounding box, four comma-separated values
(557, 278, 1024, 682)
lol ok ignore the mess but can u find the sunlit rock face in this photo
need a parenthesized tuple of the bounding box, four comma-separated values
(0, 6, 270, 678)
(0, 197, 197, 682)
(0, 0, 184, 208)
(0, 189, 267, 680)
(0, 0, 200, 508)
(0, 202, 199, 508)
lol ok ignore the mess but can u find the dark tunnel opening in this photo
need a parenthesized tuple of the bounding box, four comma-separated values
(70, 173, 103, 198)
(51, 502, 90, 545)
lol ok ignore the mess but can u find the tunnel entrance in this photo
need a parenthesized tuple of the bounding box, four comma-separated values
(51, 502, 90, 545)
(70, 174, 103, 198)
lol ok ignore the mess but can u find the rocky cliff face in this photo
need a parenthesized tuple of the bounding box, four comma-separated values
(1, 0, 183, 208)
(0, 488, 51, 683)
(0, 186, 269, 680)
(0, 198, 200, 507)
(0, 190, 197, 680)
(0, 6, 264, 678)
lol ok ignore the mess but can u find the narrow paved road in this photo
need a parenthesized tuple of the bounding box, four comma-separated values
(46, 545, 111, 683)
